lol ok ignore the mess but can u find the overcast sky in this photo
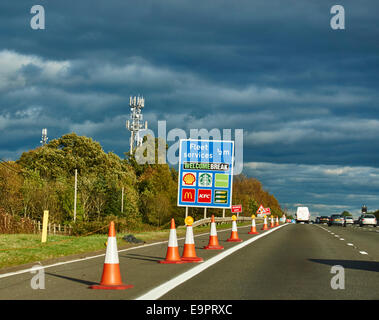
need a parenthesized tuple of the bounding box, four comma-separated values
(1, 0, 378, 217)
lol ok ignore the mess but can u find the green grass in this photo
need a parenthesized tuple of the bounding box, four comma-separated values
(0, 221, 253, 269)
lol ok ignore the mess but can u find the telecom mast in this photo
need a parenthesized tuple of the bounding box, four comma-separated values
(40, 128, 48, 146)
(126, 96, 148, 153)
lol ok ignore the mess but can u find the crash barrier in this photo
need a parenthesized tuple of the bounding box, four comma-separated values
(191, 216, 263, 228)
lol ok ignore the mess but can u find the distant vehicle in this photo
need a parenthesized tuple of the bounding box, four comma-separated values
(344, 216, 354, 226)
(319, 216, 329, 224)
(359, 214, 377, 227)
(328, 214, 345, 226)
(296, 207, 310, 224)
(315, 217, 320, 224)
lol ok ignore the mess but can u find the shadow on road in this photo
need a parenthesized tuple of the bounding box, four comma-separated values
(46, 272, 97, 286)
(309, 259, 379, 273)
(121, 253, 164, 262)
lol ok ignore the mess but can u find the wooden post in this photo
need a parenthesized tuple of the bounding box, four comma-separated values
(41, 210, 49, 243)
(74, 169, 77, 222)
(222, 208, 225, 218)
(121, 186, 124, 213)
(204, 207, 207, 219)
(185, 206, 188, 218)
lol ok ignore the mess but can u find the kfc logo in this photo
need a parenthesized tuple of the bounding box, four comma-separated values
(198, 189, 212, 203)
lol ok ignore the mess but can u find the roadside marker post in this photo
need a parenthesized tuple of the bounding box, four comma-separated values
(41, 210, 49, 243)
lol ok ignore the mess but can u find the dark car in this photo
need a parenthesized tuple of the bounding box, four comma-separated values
(328, 214, 345, 226)
(319, 216, 329, 224)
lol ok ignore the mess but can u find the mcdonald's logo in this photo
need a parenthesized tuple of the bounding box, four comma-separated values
(182, 188, 196, 202)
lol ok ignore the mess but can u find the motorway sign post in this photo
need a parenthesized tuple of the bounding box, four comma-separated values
(177, 139, 234, 215)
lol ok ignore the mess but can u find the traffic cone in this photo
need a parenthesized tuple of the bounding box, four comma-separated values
(275, 216, 280, 227)
(227, 215, 243, 242)
(261, 216, 269, 230)
(90, 221, 134, 290)
(181, 216, 203, 262)
(204, 215, 224, 250)
(270, 216, 275, 228)
(159, 219, 185, 264)
(248, 215, 259, 235)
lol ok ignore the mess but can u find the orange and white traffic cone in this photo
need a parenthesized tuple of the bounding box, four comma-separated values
(90, 221, 133, 290)
(159, 219, 185, 264)
(227, 215, 243, 242)
(261, 215, 269, 230)
(275, 216, 279, 227)
(181, 216, 203, 262)
(270, 216, 275, 228)
(248, 215, 259, 235)
(204, 215, 224, 250)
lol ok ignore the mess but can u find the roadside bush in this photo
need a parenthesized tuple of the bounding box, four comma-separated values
(0, 208, 35, 234)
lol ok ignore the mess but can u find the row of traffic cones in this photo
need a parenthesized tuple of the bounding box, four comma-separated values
(261, 215, 280, 230)
(159, 217, 203, 264)
(90, 215, 281, 290)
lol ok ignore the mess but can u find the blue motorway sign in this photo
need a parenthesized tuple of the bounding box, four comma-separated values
(177, 139, 234, 208)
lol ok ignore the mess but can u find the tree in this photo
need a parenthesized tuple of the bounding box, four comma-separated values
(0, 162, 23, 216)
(341, 211, 352, 217)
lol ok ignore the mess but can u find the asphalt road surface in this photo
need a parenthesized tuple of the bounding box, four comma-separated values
(0, 223, 378, 300)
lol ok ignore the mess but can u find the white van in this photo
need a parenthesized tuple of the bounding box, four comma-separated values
(296, 207, 310, 224)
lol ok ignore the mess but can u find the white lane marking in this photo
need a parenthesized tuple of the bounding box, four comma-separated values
(340, 238, 344, 240)
(347, 243, 354, 246)
(334, 235, 339, 237)
(359, 251, 368, 255)
(135, 224, 288, 300)
(0, 223, 262, 279)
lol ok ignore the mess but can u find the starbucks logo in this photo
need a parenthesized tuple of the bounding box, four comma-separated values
(199, 173, 212, 187)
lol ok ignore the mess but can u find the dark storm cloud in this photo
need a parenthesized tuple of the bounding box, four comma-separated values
(0, 0, 378, 214)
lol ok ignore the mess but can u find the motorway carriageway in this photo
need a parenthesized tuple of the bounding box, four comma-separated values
(0, 222, 378, 300)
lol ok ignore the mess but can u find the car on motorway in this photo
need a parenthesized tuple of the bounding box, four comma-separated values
(315, 217, 320, 224)
(319, 216, 329, 224)
(343, 216, 354, 226)
(328, 214, 345, 227)
(359, 214, 377, 227)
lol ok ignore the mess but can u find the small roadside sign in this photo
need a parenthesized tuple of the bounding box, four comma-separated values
(231, 205, 242, 213)
(256, 205, 265, 215)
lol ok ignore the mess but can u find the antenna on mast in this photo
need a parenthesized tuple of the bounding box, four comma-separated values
(40, 128, 48, 146)
(126, 95, 148, 153)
